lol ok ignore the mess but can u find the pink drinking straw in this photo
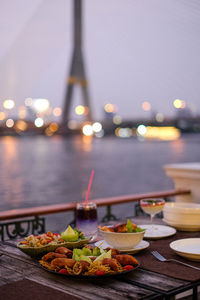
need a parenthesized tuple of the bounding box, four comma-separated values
(84, 170, 94, 205)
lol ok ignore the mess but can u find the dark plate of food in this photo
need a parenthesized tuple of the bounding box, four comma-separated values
(39, 245, 139, 278)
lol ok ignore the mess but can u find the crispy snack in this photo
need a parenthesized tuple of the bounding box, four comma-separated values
(102, 258, 123, 272)
(51, 258, 76, 269)
(42, 252, 66, 262)
(40, 260, 60, 272)
(73, 261, 90, 275)
(55, 247, 73, 258)
(105, 247, 120, 256)
(113, 255, 138, 266)
(98, 225, 114, 232)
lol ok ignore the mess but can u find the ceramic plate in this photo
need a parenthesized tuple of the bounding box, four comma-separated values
(95, 240, 149, 254)
(163, 218, 200, 232)
(170, 238, 200, 261)
(138, 224, 176, 239)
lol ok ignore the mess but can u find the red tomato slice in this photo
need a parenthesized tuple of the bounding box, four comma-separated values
(58, 269, 68, 274)
(123, 265, 134, 271)
(95, 270, 105, 276)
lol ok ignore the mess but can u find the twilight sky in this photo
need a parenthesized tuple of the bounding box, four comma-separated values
(0, 0, 199, 120)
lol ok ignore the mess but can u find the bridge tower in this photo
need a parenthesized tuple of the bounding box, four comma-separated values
(62, 0, 92, 127)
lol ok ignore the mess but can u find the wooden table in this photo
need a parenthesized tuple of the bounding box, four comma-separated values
(0, 238, 199, 300)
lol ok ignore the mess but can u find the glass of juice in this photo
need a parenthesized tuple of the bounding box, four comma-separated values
(140, 198, 165, 224)
(76, 202, 98, 237)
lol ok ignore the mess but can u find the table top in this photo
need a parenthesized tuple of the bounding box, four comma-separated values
(0, 219, 200, 300)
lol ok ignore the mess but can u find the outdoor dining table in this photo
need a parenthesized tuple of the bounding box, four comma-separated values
(0, 218, 199, 300)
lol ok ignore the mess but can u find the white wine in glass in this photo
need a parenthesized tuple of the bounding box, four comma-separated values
(140, 198, 165, 225)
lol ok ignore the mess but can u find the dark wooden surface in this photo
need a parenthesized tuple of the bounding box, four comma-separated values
(0, 239, 197, 300)
(0, 189, 190, 221)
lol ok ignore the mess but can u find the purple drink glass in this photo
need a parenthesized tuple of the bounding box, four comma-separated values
(76, 202, 98, 236)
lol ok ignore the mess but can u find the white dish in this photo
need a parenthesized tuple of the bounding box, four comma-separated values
(163, 218, 200, 232)
(95, 240, 149, 254)
(99, 228, 145, 250)
(170, 238, 200, 261)
(139, 224, 176, 239)
(163, 202, 200, 225)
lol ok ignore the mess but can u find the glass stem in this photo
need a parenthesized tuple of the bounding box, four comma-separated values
(150, 214, 155, 224)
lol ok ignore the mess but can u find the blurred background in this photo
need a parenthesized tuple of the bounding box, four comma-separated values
(0, 0, 199, 228)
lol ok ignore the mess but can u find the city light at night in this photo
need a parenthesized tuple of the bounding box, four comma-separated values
(6, 118, 14, 128)
(92, 122, 102, 133)
(82, 124, 93, 136)
(75, 105, 85, 115)
(142, 101, 151, 111)
(53, 107, 62, 117)
(34, 117, 44, 127)
(33, 99, 49, 113)
(3, 99, 15, 110)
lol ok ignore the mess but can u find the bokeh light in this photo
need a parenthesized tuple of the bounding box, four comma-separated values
(34, 117, 44, 127)
(173, 99, 182, 109)
(113, 115, 122, 125)
(82, 124, 93, 136)
(92, 122, 102, 133)
(18, 106, 27, 119)
(53, 107, 62, 117)
(33, 99, 49, 113)
(142, 101, 151, 111)
(75, 105, 85, 115)
(6, 119, 14, 128)
(25, 98, 33, 106)
(49, 122, 59, 132)
(104, 103, 115, 113)
(137, 125, 147, 136)
(0, 112, 6, 120)
(3, 99, 15, 109)
(156, 113, 164, 122)
(15, 120, 27, 131)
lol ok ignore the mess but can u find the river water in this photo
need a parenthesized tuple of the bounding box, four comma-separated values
(0, 134, 199, 231)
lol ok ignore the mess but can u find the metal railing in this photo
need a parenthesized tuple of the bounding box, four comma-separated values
(0, 189, 191, 241)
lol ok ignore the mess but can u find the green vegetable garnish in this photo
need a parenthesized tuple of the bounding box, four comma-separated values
(82, 247, 92, 256)
(61, 225, 79, 242)
(126, 219, 133, 232)
(93, 247, 101, 256)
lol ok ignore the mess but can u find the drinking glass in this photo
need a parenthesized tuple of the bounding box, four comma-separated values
(140, 198, 165, 225)
(76, 202, 98, 237)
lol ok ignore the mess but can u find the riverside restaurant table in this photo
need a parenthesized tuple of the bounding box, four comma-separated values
(0, 218, 200, 300)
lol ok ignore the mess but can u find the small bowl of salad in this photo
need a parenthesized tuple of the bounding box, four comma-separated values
(98, 220, 145, 250)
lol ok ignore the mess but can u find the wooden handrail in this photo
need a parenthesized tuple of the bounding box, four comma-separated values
(0, 189, 191, 221)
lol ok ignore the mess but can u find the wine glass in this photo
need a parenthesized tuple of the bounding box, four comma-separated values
(140, 198, 165, 228)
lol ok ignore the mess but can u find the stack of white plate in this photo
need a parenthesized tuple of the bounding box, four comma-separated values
(163, 202, 200, 231)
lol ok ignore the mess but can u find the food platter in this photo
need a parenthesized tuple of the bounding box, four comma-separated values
(39, 262, 139, 279)
(17, 238, 90, 258)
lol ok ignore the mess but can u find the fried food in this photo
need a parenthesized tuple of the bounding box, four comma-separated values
(42, 252, 66, 262)
(113, 224, 127, 232)
(102, 258, 122, 272)
(105, 247, 120, 256)
(98, 225, 114, 232)
(51, 258, 76, 268)
(73, 261, 90, 275)
(113, 255, 138, 266)
(55, 247, 73, 258)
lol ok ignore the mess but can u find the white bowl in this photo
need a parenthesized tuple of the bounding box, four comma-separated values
(99, 229, 145, 250)
(163, 202, 200, 225)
